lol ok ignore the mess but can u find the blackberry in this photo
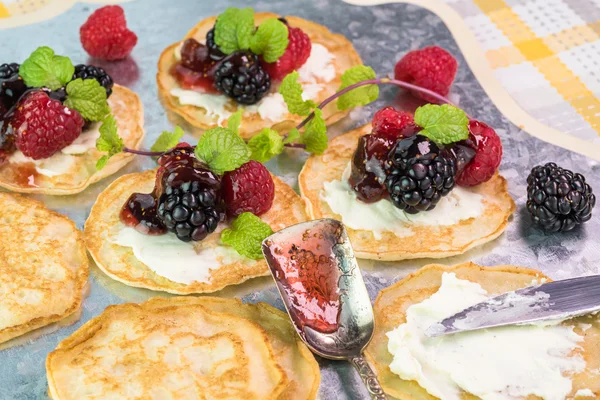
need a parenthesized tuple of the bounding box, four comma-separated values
(0, 63, 28, 113)
(526, 162, 596, 233)
(205, 28, 226, 61)
(214, 50, 270, 105)
(73, 64, 114, 97)
(385, 135, 457, 214)
(156, 160, 223, 242)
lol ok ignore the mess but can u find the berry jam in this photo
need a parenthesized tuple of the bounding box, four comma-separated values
(171, 38, 219, 93)
(263, 221, 344, 334)
(120, 193, 167, 235)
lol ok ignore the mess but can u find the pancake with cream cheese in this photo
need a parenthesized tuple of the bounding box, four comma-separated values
(157, 13, 362, 139)
(0, 84, 144, 195)
(366, 262, 600, 399)
(0, 193, 88, 344)
(298, 124, 515, 260)
(84, 169, 307, 294)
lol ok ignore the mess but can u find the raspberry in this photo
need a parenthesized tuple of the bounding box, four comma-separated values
(394, 46, 457, 103)
(455, 120, 502, 187)
(371, 107, 415, 140)
(261, 26, 312, 81)
(222, 160, 275, 217)
(11, 92, 84, 160)
(80, 6, 137, 61)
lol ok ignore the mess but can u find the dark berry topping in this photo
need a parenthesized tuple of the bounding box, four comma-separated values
(172, 39, 219, 93)
(214, 50, 271, 105)
(121, 193, 167, 235)
(0, 63, 28, 113)
(526, 162, 596, 233)
(349, 134, 395, 203)
(206, 28, 226, 61)
(385, 135, 457, 214)
(73, 64, 114, 98)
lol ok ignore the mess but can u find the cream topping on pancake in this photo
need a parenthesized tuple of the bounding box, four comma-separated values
(320, 164, 485, 239)
(112, 226, 253, 284)
(170, 43, 336, 124)
(386, 273, 585, 400)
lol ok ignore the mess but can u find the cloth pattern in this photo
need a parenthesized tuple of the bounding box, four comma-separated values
(445, 0, 600, 144)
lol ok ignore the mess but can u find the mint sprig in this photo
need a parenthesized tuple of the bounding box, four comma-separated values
(151, 126, 185, 153)
(337, 65, 378, 111)
(65, 78, 110, 121)
(414, 104, 469, 145)
(194, 127, 251, 174)
(301, 109, 328, 154)
(248, 128, 284, 163)
(95, 115, 123, 170)
(19, 46, 74, 91)
(227, 109, 243, 134)
(279, 72, 317, 116)
(221, 212, 273, 259)
(214, 8, 288, 62)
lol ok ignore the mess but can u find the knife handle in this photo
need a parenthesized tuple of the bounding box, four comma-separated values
(349, 354, 387, 399)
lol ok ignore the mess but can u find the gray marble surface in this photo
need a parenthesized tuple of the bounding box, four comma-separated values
(1, 0, 600, 399)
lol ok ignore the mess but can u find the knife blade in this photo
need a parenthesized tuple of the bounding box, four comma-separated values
(425, 274, 600, 337)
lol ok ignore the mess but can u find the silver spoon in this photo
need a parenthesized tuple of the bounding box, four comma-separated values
(262, 218, 386, 399)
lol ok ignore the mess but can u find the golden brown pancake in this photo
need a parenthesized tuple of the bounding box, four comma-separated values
(0, 193, 88, 344)
(0, 84, 144, 195)
(84, 169, 308, 294)
(299, 125, 516, 260)
(365, 262, 600, 399)
(157, 13, 362, 139)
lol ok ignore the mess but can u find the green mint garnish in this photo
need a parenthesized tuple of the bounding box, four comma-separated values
(414, 104, 469, 145)
(64, 78, 110, 122)
(221, 212, 273, 260)
(19, 46, 74, 91)
(248, 128, 284, 163)
(227, 109, 243, 134)
(95, 114, 123, 170)
(151, 126, 185, 153)
(279, 71, 317, 116)
(301, 108, 328, 154)
(194, 127, 251, 174)
(214, 7, 255, 54)
(336, 65, 378, 111)
(283, 128, 300, 145)
(250, 18, 289, 63)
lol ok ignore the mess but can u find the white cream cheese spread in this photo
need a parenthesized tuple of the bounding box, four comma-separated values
(575, 389, 595, 398)
(170, 43, 335, 124)
(112, 226, 253, 284)
(7, 123, 101, 177)
(320, 164, 485, 239)
(386, 273, 586, 400)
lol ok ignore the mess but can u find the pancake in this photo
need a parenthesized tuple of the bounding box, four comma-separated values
(298, 125, 515, 260)
(0, 84, 145, 195)
(157, 13, 362, 139)
(84, 169, 308, 294)
(0, 193, 88, 344)
(46, 298, 289, 400)
(365, 262, 600, 399)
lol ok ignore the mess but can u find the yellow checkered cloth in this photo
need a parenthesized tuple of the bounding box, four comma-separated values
(446, 0, 600, 144)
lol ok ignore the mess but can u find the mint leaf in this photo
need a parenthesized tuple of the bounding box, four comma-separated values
(151, 126, 185, 153)
(19, 46, 74, 91)
(414, 104, 469, 145)
(248, 128, 284, 163)
(214, 7, 255, 54)
(284, 128, 300, 145)
(250, 18, 288, 63)
(64, 78, 110, 121)
(95, 114, 123, 170)
(221, 212, 273, 260)
(227, 109, 243, 134)
(337, 65, 378, 111)
(301, 109, 328, 154)
(279, 71, 316, 116)
(194, 127, 251, 174)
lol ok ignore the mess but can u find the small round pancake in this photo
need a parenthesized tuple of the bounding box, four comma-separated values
(136, 297, 319, 400)
(156, 13, 363, 139)
(46, 298, 288, 400)
(299, 125, 516, 260)
(0, 84, 145, 195)
(0, 193, 88, 344)
(365, 262, 600, 399)
(84, 169, 308, 294)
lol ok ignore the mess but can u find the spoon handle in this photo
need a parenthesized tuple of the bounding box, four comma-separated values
(349, 354, 387, 399)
